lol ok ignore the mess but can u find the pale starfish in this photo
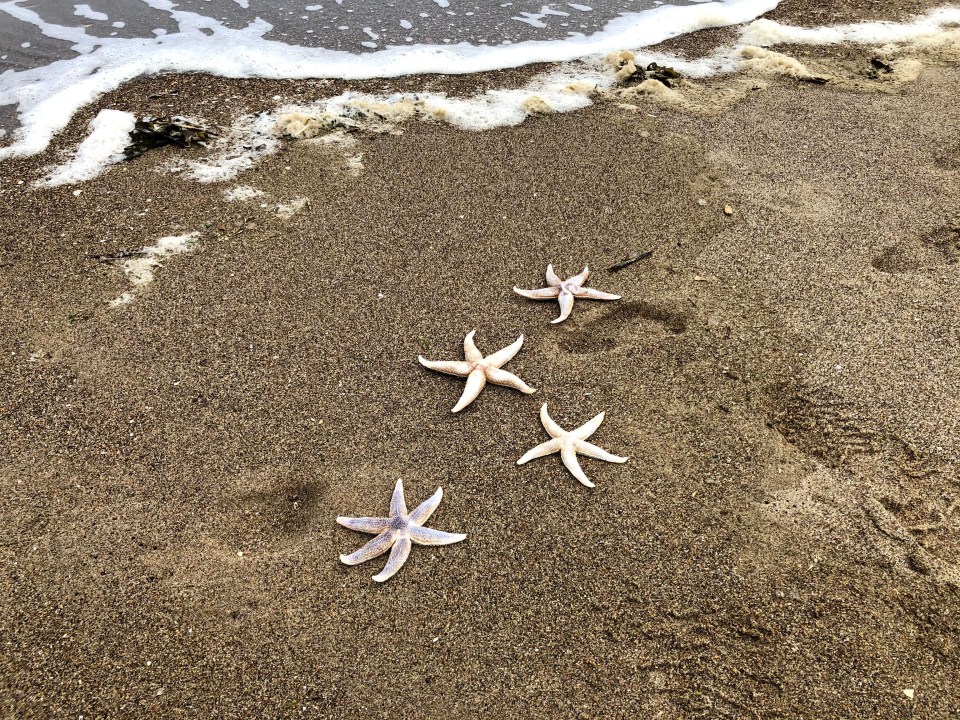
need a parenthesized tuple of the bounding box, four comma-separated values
(418, 330, 536, 412)
(514, 264, 621, 323)
(517, 403, 629, 488)
(338, 479, 466, 582)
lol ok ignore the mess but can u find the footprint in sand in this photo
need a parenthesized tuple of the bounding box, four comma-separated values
(556, 299, 689, 354)
(231, 478, 324, 537)
(870, 224, 960, 274)
(864, 496, 960, 585)
(934, 142, 960, 171)
(763, 383, 958, 584)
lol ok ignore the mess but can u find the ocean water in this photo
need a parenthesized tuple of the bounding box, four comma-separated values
(3, 0, 958, 187)
(2, 0, 726, 72)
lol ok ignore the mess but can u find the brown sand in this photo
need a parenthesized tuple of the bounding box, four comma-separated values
(2, 4, 960, 718)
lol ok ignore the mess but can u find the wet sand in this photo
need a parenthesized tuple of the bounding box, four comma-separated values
(2, 3, 960, 718)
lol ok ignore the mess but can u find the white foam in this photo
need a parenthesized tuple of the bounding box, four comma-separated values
(223, 184, 265, 201)
(109, 291, 134, 307)
(0, 0, 780, 161)
(109, 232, 199, 306)
(40, 108, 134, 187)
(513, 5, 570, 29)
(124, 233, 198, 285)
(742, 6, 960, 47)
(177, 110, 278, 183)
(274, 197, 308, 219)
(327, 63, 606, 130)
(73, 4, 108, 22)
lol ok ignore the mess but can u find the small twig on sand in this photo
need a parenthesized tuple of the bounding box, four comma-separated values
(87, 250, 148, 261)
(608, 249, 653, 271)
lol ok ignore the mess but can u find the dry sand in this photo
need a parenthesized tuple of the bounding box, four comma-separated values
(2, 3, 960, 718)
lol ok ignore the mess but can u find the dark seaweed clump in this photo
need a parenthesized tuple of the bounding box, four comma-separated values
(124, 116, 216, 160)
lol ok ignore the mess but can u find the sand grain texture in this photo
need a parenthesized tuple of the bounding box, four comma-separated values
(2, 17, 960, 720)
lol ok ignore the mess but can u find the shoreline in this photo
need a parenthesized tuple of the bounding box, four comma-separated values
(2, 0, 958, 181)
(3, 1, 960, 718)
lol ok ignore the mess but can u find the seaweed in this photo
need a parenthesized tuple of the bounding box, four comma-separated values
(123, 116, 215, 160)
(617, 59, 683, 88)
(866, 57, 894, 80)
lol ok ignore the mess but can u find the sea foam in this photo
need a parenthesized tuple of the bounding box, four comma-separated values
(40, 108, 134, 187)
(0, 0, 779, 160)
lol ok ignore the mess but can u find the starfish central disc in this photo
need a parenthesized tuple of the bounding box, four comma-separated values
(514, 264, 621, 324)
(418, 330, 536, 412)
(337, 479, 466, 582)
(517, 403, 629, 488)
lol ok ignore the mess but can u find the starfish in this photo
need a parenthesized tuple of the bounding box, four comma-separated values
(418, 330, 536, 412)
(514, 264, 621, 324)
(517, 403, 629, 488)
(338, 479, 466, 582)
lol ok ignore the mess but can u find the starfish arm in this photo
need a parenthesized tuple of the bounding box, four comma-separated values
(418, 357, 472, 377)
(561, 445, 595, 488)
(451, 368, 487, 413)
(552, 290, 575, 324)
(539, 403, 566, 438)
(407, 487, 444, 525)
(577, 287, 621, 301)
(408, 526, 467, 546)
(484, 335, 524, 368)
(514, 286, 560, 300)
(336, 516, 391, 534)
(339, 531, 394, 566)
(372, 537, 411, 583)
(572, 411, 606, 440)
(517, 438, 560, 465)
(545, 264, 562, 286)
(463, 330, 483, 363)
(576, 440, 629, 463)
(570, 266, 591, 286)
(485, 367, 536, 394)
(390, 478, 407, 517)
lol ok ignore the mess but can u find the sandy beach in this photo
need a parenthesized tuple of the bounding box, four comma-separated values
(2, 1, 960, 717)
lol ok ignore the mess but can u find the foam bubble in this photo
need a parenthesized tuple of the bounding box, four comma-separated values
(178, 111, 279, 183)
